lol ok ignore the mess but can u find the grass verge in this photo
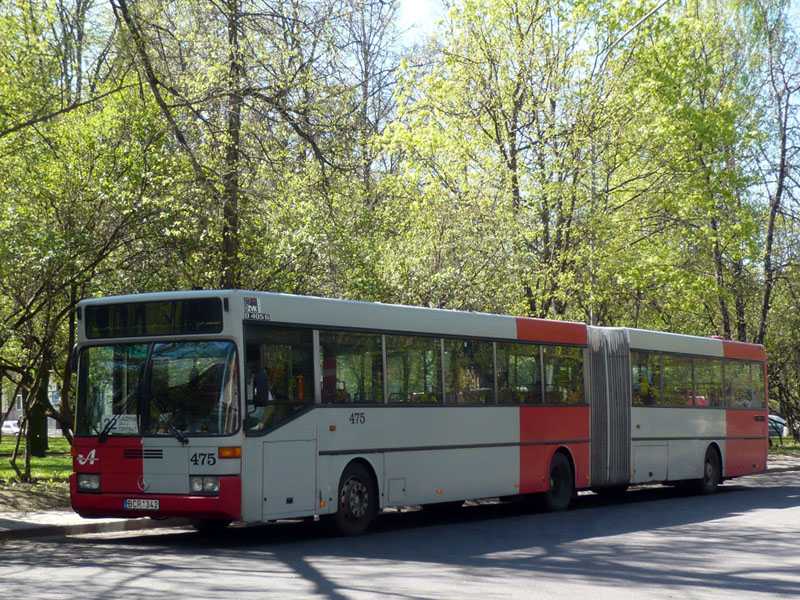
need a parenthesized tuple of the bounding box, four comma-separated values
(0, 435, 72, 512)
(0, 435, 72, 485)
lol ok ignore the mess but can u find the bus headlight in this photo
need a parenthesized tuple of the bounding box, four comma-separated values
(203, 477, 220, 494)
(77, 473, 101, 492)
(190, 476, 220, 495)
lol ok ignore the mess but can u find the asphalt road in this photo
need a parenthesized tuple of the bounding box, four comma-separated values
(1, 467, 799, 600)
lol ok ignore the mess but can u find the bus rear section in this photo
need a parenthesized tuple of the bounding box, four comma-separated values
(616, 329, 768, 492)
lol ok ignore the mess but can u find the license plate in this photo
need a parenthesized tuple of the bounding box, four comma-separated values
(124, 498, 159, 510)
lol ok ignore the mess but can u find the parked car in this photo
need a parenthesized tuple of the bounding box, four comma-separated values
(1, 420, 20, 435)
(769, 414, 793, 439)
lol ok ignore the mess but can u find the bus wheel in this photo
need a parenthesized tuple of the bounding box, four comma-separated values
(331, 462, 376, 536)
(543, 452, 574, 511)
(693, 447, 721, 495)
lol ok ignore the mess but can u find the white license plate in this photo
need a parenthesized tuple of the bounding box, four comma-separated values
(124, 498, 159, 510)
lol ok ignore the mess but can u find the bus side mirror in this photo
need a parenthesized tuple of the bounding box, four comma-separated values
(71, 345, 79, 374)
(253, 374, 270, 407)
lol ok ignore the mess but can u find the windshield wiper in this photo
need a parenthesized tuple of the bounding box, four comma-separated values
(150, 395, 188, 444)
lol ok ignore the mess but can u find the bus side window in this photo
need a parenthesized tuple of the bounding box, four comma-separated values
(543, 345, 584, 405)
(443, 338, 494, 404)
(694, 357, 724, 408)
(496, 342, 542, 404)
(386, 335, 442, 404)
(320, 331, 383, 404)
(725, 360, 753, 408)
(752, 361, 766, 409)
(632, 351, 661, 406)
(662, 354, 693, 406)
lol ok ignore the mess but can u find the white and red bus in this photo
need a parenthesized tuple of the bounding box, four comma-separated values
(71, 290, 768, 534)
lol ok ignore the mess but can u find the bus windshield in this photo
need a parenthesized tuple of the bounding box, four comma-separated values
(76, 341, 240, 438)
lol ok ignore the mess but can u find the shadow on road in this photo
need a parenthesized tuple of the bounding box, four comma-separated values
(2, 469, 799, 599)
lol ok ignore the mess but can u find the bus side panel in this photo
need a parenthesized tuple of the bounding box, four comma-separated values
(631, 407, 726, 482)
(519, 406, 591, 494)
(667, 439, 706, 480)
(725, 410, 768, 478)
(320, 407, 520, 509)
(384, 447, 519, 506)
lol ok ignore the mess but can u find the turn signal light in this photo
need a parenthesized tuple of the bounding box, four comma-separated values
(218, 446, 242, 459)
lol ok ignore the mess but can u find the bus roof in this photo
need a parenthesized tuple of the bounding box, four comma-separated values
(78, 290, 765, 358)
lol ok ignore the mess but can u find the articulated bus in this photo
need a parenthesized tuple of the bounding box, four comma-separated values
(70, 290, 768, 534)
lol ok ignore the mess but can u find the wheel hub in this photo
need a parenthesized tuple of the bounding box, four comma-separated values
(344, 479, 368, 519)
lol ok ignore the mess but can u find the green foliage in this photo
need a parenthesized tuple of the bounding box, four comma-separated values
(0, 0, 799, 443)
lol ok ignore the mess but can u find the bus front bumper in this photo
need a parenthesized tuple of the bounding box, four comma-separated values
(69, 474, 242, 521)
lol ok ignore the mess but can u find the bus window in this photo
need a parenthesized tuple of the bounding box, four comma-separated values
(753, 362, 766, 408)
(443, 339, 495, 404)
(662, 354, 694, 406)
(386, 335, 442, 403)
(320, 331, 383, 404)
(725, 360, 765, 409)
(632, 351, 661, 406)
(543, 346, 584, 405)
(496, 342, 542, 404)
(725, 361, 752, 408)
(694, 358, 724, 407)
(244, 326, 313, 432)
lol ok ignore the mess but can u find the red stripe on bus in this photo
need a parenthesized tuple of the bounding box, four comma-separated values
(722, 341, 766, 361)
(724, 410, 768, 478)
(515, 318, 587, 345)
(518, 405, 591, 494)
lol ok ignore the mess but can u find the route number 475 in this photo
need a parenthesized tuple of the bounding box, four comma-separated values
(190, 452, 217, 466)
(349, 412, 366, 425)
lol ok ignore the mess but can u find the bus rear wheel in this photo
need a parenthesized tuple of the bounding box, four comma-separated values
(330, 462, 376, 536)
(693, 447, 721, 495)
(543, 452, 574, 511)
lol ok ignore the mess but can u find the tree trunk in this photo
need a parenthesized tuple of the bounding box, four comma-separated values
(57, 284, 78, 443)
(221, 0, 242, 290)
(29, 359, 51, 457)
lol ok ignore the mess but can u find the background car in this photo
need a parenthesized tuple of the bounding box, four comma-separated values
(1, 420, 20, 435)
(769, 414, 791, 439)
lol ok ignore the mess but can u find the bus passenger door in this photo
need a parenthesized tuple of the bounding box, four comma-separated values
(242, 324, 318, 520)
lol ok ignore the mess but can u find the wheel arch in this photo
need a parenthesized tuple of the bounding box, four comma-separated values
(333, 455, 382, 511)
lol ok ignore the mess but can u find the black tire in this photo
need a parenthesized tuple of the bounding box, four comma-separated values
(330, 462, 377, 536)
(191, 519, 232, 535)
(543, 452, 574, 511)
(693, 447, 721, 495)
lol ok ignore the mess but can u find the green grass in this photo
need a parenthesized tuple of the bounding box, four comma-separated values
(769, 439, 800, 453)
(0, 435, 72, 484)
